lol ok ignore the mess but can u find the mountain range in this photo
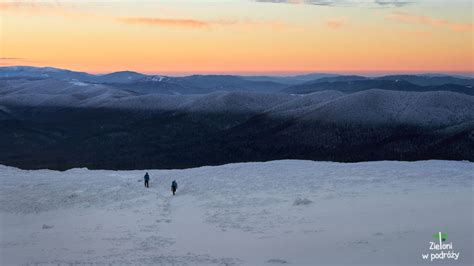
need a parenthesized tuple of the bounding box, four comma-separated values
(1, 66, 473, 95)
(0, 66, 473, 170)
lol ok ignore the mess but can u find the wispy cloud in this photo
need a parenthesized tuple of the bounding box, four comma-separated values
(116, 17, 214, 28)
(303, 0, 338, 6)
(115, 17, 301, 31)
(374, 0, 411, 7)
(0, 2, 54, 12)
(0, 57, 23, 60)
(255, 0, 412, 7)
(256, 0, 340, 6)
(326, 18, 346, 29)
(0, 2, 296, 31)
(116, 16, 300, 31)
(255, 0, 341, 6)
(387, 11, 474, 32)
(0, 1, 100, 19)
(0, 57, 43, 66)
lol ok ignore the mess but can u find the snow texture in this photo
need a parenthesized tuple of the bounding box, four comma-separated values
(0, 160, 472, 265)
(300, 89, 474, 126)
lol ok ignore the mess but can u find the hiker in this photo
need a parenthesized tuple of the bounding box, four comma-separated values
(171, 180, 178, 195)
(144, 172, 150, 188)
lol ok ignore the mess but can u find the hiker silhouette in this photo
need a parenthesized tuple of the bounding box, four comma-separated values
(171, 180, 178, 195)
(144, 172, 150, 188)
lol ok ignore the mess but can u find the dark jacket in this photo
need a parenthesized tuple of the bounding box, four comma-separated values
(144, 173, 150, 181)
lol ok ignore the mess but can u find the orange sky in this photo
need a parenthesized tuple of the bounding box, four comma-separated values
(0, 0, 472, 75)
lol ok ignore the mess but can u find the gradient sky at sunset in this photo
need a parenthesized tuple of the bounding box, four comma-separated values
(0, 0, 472, 75)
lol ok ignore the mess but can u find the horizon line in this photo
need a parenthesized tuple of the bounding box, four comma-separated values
(1, 65, 473, 77)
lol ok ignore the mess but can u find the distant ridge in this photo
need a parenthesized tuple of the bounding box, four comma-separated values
(1, 66, 473, 96)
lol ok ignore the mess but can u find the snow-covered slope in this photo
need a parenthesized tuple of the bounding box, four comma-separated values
(0, 160, 472, 265)
(267, 90, 346, 117)
(94, 91, 295, 112)
(1, 81, 473, 168)
(182, 91, 294, 113)
(300, 89, 474, 127)
(2, 80, 473, 128)
(0, 66, 97, 81)
(96, 71, 147, 83)
(0, 79, 137, 107)
(0, 81, 297, 113)
(0, 67, 146, 84)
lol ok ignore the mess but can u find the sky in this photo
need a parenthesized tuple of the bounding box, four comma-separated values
(0, 0, 473, 75)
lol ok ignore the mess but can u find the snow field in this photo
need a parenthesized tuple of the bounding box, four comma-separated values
(0, 160, 473, 265)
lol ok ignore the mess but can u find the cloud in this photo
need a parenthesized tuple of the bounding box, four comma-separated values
(326, 18, 345, 29)
(0, 57, 44, 66)
(0, 1, 100, 19)
(387, 11, 474, 32)
(306, 0, 339, 5)
(255, 0, 304, 3)
(255, 0, 340, 6)
(116, 17, 213, 28)
(255, 0, 412, 7)
(0, 57, 23, 60)
(116, 17, 299, 31)
(374, 0, 411, 7)
(0, 2, 53, 12)
(0, 2, 295, 31)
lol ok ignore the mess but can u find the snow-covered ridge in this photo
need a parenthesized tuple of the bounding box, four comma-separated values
(1, 78, 473, 127)
(299, 89, 474, 126)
